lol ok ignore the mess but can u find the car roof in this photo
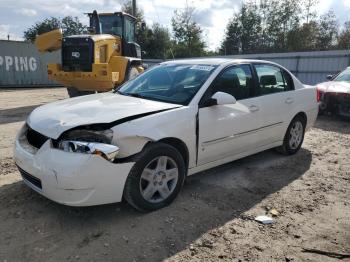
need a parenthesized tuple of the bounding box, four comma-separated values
(161, 58, 277, 66)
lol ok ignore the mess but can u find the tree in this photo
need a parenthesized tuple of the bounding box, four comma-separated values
(147, 24, 172, 59)
(137, 23, 172, 59)
(220, 15, 242, 55)
(24, 16, 86, 42)
(316, 10, 338, 50)
(338, 21, 350, 49)
(262, 0, 301, 51)
(171, 5, 206, 58)
(287, 21, 318, 51)
(24, 17, 61, 42)
(240, 2, 262, 53)
(220, 0, 344, 54)
(61, 16, 86, 36)
(220, 0, 301, 54)
(302, 0, 319, 23)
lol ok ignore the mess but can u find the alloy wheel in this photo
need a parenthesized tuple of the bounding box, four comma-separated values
(139, 156, 179, 203)
(289, 121, 303, 150)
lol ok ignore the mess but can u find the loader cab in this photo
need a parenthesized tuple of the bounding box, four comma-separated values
(88, 11, 140, 58)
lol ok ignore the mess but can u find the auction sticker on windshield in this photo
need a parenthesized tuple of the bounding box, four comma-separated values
(190, 65, 215, 71)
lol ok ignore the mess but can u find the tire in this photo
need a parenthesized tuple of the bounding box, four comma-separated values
(125, 66, 140, 81)
(123, 143, 186, 212)
(67, 87, 95, 98)
(277, 115, 306, 155)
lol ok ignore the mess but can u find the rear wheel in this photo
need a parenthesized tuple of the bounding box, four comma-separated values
(67, 87, 95, 98)
(123, 143, 186, 212)
(277, 115, 306, 155)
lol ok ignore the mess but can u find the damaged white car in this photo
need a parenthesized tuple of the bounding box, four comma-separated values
(318, 66, 350, 117)
(14, 59, 318, 211)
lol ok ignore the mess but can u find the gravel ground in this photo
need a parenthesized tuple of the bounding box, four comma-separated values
(0, 88, 349, 262)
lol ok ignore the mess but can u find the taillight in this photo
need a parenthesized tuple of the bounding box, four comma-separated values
(316, 87, 322, 102)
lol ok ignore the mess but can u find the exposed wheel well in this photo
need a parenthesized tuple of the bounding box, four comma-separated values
(158, 138, 189, 169)
(294, 112, 307, 126)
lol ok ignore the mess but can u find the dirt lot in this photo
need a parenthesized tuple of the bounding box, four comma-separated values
(0, 88, 349, 262)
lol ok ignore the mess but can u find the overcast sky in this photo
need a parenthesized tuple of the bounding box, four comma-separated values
(0, 0, 349, 50)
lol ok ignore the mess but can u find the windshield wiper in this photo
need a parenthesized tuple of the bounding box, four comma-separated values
(114, 89, 123, 94)
(115, 90, 147, 99)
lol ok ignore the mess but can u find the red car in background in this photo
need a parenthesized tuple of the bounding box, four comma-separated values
(317, 67, 350, 118)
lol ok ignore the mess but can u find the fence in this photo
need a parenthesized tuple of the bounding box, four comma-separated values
(0, 39, 349, 87)
(219, 50, 350, 85)
(144, 50, 350, 85)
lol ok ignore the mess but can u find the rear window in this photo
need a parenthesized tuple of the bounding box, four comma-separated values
(254, 64, 294, 95)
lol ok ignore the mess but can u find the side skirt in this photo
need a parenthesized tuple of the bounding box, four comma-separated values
(188, 140, 283, 176)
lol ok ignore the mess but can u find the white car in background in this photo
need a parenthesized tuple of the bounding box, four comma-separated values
(14, 59, 318, 211)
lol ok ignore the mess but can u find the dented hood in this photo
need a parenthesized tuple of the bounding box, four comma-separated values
(317, 81, 350, 94)
(27, 92, 180, 139)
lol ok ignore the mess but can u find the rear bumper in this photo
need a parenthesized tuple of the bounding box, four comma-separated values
(14, 125, 134, 206)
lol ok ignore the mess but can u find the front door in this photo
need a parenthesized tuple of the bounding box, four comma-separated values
(197, 64, 261, 165)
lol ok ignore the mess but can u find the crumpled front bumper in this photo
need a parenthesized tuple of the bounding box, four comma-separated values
(320, 92, 350, 117)
(14, 125, 134, 206)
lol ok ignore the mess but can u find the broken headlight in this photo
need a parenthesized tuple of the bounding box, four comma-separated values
(57, 129, 119, 161)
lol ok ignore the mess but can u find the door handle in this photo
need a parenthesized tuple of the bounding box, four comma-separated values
(285, 97, 294, 104)
(249, 105, 260, 112)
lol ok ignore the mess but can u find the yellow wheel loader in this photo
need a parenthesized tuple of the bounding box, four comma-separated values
(35, 11, 144, 97)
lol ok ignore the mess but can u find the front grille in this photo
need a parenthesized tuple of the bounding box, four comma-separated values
(26, 127, 48, 149)
(62, 37, 94, 72)
(17, 165, 42, 189)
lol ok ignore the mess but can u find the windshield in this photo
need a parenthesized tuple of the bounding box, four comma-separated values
(99, 15, 122, 36)
(334, 68, 350, 83)
(116, 64, 217, 105)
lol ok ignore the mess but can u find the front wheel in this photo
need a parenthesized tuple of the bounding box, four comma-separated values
(277, 115, 306, 155)
(123, 143, 186, 212)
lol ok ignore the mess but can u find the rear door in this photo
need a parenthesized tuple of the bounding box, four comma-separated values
(197, 64, 262, 165)
(252, 63, 297, 145)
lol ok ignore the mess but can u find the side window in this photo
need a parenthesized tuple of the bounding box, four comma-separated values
(210, 64, 255, 100)
(124, 18, 135, 42)
(254, 64, 294, 95)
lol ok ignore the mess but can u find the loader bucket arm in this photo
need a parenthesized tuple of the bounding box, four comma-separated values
(35, 29, 63, 53)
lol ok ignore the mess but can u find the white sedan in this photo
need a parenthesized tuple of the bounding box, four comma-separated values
(14, 59, 319, 211)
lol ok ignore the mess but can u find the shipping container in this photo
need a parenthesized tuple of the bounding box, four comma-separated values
(0, 40, 60, 87)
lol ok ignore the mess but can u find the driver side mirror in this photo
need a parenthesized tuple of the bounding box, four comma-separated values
(201, 92, 236, 107)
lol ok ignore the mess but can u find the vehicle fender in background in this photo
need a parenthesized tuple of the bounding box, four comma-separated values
(128, 58, 144, 74)
(109, 56, 142, 84)
(35, 29, 63, 53)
